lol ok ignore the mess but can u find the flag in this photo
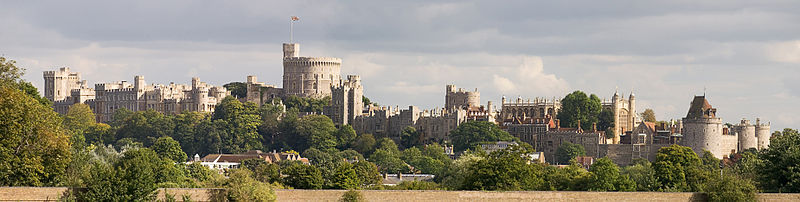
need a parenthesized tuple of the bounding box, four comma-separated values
(291, 16, 299, 21)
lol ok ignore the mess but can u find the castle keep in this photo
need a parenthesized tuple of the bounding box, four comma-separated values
(281, 43, 342, 99)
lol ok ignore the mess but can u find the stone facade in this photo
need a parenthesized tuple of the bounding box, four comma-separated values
(43, 68, 229, 122)
(678, 96, 771, 159)
(326, 75, 364, 125)
(500, 96, 561, 124)
(536, 128, 605, 165)
(282, 43, 342, 99)
(243, 75, 284, 106)
(445, 84, 479, 111)
(602, 91, 636, 144)
(755, 118, 771, 149)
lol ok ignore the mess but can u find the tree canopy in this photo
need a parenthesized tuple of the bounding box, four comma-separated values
(557, 91, 602, 129)
(555, 142, 586, 165)
(449, 121, 515, 152)
(640, 109, 656, 123)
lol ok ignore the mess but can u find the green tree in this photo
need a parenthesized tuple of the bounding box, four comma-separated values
(400, 126, 421, 149)
(297, 115, 338, 151)
(369, 148, 408, 174)
(621, 159, 660, 191)
(758, 128, 800, 193)
(640, 109, 657, 122)
(330, 163, 360, 189)
(703, 173, 757, 202)
(241, 159, 281, 184)
(283, 163, 323, 189)
(151, 136, 188, 162)
(362, 96, 376, 107)
(0, 86, 72, 186)
(0, 57, 50, 106)
(351, 134, 377, 155)
(81, 148, 184, 201)
(449, 121, 515, 152)
(598, 108, 616, 138)
(557, 91, 602, 129)
(542, 163, 591, 191)
(653, 144, 705, 192)
(353, 161, 381, 186)
(223, 82, 247, 98)
(587, 157, 635, 191)
(209, 97, 263, 153)
(63, 103, 97, 135)
(339, 190, 366, 202)
(172, 112, 207, 157)
(437, 152, 484, 190)
(555, 142, 586, 165)
(335, 125, 357, 150)
(226, 169, 276, 202)
(461, 144, 545, 191)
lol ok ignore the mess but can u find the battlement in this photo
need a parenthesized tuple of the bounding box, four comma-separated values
(283, 57, 342, 63)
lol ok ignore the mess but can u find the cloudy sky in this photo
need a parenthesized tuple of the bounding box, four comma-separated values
(3, 1, 799, 130)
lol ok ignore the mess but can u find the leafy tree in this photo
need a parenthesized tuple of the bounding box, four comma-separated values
(557, 91, 602, 129)
(208, 97, 263, 153)
(758, 128, 800, 193)
(622, 159, 660, 191)
(704, 173, 757, 202)
(0, 57, 50, 106)
(598, 108, 615, 138)
(353, 161, 381, 186)
(85, 123, 113, 145)
(283, 163, 323, 189)
(284, 95, 330, 113)
(449, 121, 515, 152)
(400, 126, 421, 149)
(223, 82, 247, 98)
(542, 163, 591, 191)
(297, 115, 338, 151)
(185, 162, 221, 186)
(336, 125, 357, 150)
(437, 152, 484, 190)
(241, 159, 281, 184)
(362, 96, 376, 107)
(351, 134, 377, 155)
(81, 148, 184, 201)
(171, 112, 207, 157)
(152, 136, 187, 162)
(226, 169, 276, 202)
(369, 148, 408, 174)
(422, 143, 452, 164)
(653, 144, 705, 192)
(339, 190, 366, 202)
(330, 163, 360, 189)
(461, 144, 545, 191)
(555, 142, 586, 165)
(730, 148, 761, 182)
(0, 86, 71, 186)
(640, 109, 657, 122)
(63, 103, 97, 135)
(376, 138, 399, 152)
(389, 180, 442, 190)
(587, 157, 635, 191)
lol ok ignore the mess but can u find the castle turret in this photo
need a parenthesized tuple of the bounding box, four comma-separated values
(282, 43, 341, 98)
(755, 118, 771, 149)
(736, 119, 757, 151)
(680, 96, 724, 158)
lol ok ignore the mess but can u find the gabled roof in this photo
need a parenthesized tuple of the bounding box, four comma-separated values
(686, 96, 716, 119)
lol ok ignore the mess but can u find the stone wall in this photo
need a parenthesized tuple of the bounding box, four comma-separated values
(3, 187, 800, 202)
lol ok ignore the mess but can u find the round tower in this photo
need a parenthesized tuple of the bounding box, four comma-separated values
(282, 43, 342, 98)
(736, 119, 757, 151)
(755, 118, 771, 149)
(680, 96, 724, 158)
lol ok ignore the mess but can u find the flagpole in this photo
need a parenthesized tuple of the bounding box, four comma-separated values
(290, 19, 293, 43)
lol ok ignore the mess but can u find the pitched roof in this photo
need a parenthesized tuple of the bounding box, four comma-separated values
(686, 96, 716, 119)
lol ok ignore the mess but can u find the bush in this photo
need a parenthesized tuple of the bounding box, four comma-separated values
(226, 169, 276, 202)
(703, 173, 757, 202)
(338, 190, 366, 202)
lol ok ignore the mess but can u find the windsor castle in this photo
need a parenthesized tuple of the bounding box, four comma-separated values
(44, 42, 772, 165)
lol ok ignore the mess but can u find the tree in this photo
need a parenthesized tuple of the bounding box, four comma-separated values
(555, 142, 586, 165)
(335, 125, 357, 150)
(557, 91, 602, 129)
(223, 82, 247, 98)
(351, 134, 376, 155)
(297, 115, 338, 151)
(0, 57, 50, 106)
(542, 163, 591, 191)
(81, 148, 184, 201)
(151, 136, 187, 162)
(353, 161, 381, 186)
(0, 86, 72, 186)
(653, 144, 705, 192)
(283, 163, 323, 189)
(400, 126, 421, 149)
(339, 190, 366, 202)
(226, 169, 276, 202)
(362, 96, 377, 107)
(329, 163, 360, 189)
(449, 121, 515, 152)
(369, 148, 408, 174)
(703, 173, 757, 202)
(209, 97, 263, 153)
(598, 108, 616, 138)
(437, 152, 484, 190)
(461, 144, 545, 191)
(622, 159, 660, 191)
(63, 103, 97, 135)
(758, 128, 800, 193)
(640, 109, 656, 123)
(587, 157, 635, 191)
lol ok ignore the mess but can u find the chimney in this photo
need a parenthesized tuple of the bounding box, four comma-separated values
(592, 123, 597, 132)
(577, 119, 582, 131)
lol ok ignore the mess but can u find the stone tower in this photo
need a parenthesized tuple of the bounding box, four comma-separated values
(680, 96, 724, 158)
(445, 84, 480, 112)
(755, 118, 771, 149)
(43, 67, 84, 102)
(605, 90, 636, 144)
(735, 119, 757, 151)
(282, 43, 342, 98)
(327, 75, 363, 125)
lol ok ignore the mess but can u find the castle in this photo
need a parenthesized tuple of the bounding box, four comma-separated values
(44, 67, 229, 122)
(679, 96, 770, 158)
